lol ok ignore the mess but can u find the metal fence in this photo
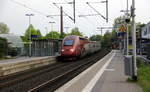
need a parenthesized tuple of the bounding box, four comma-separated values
(29, 39, 62, 57)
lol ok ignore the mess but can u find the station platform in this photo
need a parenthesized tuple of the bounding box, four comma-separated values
(56, 50, 143, 92)
(0, 56, 56, 76)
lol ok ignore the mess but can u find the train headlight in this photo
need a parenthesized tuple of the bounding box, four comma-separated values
(70, 49, 74, 52)
(61, 49, 64, 52)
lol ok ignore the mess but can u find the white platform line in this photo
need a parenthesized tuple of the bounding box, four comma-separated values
(82, 50, 116, 92)
(55, 51, 113, 92)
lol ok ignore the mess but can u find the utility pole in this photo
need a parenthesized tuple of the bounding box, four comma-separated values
(25, 13, 34, 57)
(60, 6, 63, 38)
(106, 0, 108, 22)
(97, 27, 114, 36)
(131, 0, 137, 80)
(73, 0, 75, 23)
(126, 0, 129, 55)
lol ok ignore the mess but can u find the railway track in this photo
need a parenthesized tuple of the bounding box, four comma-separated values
(0, 49, 110, 92)
(0, 62, 69, 91)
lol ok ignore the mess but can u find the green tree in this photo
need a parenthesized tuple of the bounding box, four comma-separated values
(111, 30, 117, 40)
(0, 37, 8, 58)
(0, 22, 9, 34)
(61, 32, 68, 39)
(36, 29, 42, 36)
(46, 31, 60, 39)
(101, 31, 112, 48)
(69, 27, 83, 36)
(23, 24, 42, 42)
(89, 35, 102, 41)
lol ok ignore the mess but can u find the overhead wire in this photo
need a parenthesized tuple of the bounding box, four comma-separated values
(63, 0, 97, 29)
(9, 0, 54, 18)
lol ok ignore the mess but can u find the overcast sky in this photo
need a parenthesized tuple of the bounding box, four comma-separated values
(0, 0, 150, 37)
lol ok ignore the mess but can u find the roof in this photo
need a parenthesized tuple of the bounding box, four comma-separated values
(0, 34, 24, 48)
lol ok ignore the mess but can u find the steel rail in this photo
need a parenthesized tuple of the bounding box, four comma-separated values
(28, 52, 105, 92)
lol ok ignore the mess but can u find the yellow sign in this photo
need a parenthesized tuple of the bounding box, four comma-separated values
(119, 25, 126, 32)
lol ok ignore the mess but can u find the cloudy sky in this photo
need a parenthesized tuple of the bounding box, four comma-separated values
(0, 0, 150, 37)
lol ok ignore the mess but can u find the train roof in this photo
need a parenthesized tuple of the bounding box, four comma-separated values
(64, 35, 89, 41)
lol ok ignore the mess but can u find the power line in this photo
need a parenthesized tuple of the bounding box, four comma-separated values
(53, 3, 74, 22)
(9, 0, 53, 18)
(63, 0, 96, 27)
(86, 2, 106, 20)
(60, 0, 101, 34)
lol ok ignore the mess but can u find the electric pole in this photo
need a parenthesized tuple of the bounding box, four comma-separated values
(73, 0, 75, 23)
(60, 6, 64, 38)
(25, 13, 34, 57)
(106, 0, 108, 22)
(131, 0, 137, 80)
(126, 0, 129, 55)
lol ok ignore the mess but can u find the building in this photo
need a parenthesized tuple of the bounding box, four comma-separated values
(137, 22, 150, 55)
(0, 34, 24, 56)
(141, 22, 150, 39)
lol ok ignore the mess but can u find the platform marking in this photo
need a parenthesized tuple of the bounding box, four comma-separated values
(82, 51, 116, 92)
(104, 68, 115, 71)
(55, 51, 113, 92)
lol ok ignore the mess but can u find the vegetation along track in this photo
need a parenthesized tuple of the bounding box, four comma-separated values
(0, 49, 110, 92)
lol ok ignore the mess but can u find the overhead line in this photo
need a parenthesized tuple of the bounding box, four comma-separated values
(63, 0, 100, 34)
(86, 2, 106, 20)
(63, 0, 96, 27)
(53, 3, 74, 22)
(9, 0, 53, 18)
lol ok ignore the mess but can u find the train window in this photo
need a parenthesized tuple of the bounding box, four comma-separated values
(64, 40, 74, 46)
(79, 37, 88, 41)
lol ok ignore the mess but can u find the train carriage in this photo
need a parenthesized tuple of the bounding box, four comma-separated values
(61, 35, 101, 60)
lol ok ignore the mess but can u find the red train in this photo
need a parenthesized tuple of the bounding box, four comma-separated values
(61, 35, 101, 59)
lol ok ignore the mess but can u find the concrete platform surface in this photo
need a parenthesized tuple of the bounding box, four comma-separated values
(0, 56, 56, 76)
(55, 50, 143, 92)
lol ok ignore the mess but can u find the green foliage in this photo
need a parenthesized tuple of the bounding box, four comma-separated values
(23, 24, 42, 42)
(8, 47, 18, 57)
(45, 31, 60, 39)
(137, 58, 150, 92)
(0, 37, 8, 58)
(101, 31, 112, 48)
(60, 32, 68, 39)
(36, 29, 42, 36)
(68, 27, 83, 36)
(89, 35, 102, 41)
(0, 22, 9, 34)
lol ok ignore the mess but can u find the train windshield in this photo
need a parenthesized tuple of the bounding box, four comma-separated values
(64, 40, 74, 46)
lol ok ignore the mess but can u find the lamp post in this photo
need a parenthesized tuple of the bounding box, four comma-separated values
(49, 21, 55, 31)
(64, 27, 71, 34)
(25, 13, 34, 57)
(49, 21, 55, 39)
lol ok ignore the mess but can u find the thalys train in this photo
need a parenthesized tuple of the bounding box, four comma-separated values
(61, 35, 101, 59)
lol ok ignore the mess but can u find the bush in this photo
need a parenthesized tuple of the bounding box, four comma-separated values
(137, 58, 150, 92)
(0, 37, 7, 58)
(8, 47, 18, 57)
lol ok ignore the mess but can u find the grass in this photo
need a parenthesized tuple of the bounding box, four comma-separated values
(0, 57, 12, 60)
(137, 58, 150, 92)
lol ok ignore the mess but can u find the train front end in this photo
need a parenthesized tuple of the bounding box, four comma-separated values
(61, 36, 77, 58)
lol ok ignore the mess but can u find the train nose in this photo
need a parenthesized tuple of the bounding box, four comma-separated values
(61, 48, 74, 52)
(61, 48, 75, 56)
